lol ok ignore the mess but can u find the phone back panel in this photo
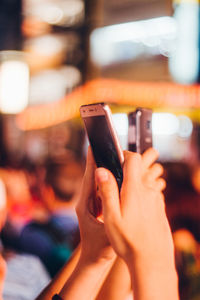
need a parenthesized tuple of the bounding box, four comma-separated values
(128, 108, 152, 154)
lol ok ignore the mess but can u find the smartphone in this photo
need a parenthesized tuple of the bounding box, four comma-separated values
(80, 103, 124, 189)
(128, 108, 152, 154)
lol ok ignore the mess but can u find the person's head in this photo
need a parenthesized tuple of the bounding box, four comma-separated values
(45, 158, 84, 202)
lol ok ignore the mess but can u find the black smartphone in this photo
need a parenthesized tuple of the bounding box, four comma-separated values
(80, 103, 124, 189)
(128, 108, 152, 154)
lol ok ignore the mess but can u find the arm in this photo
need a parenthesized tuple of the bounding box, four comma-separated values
(96, 149, 179, 300)
(35, 245, 81, 300)
(36, 148, 167, 300)
(35, 145, 117, 300)
(96, 257, 131, 300)
(36, 244, 120, 300)
(58, 148, 116, 300)
(59, 252, 115, 300)
(96, 148, 166, 300)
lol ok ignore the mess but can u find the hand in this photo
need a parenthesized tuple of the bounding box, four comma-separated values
(76, 147, 116, 263)
(58, 148, 116, 300)
(95, 149, 174, 267)
(141, 148, 166, 191)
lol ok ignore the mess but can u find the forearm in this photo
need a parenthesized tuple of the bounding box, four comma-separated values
(59, 255, 115, 300)
(96, 257, 131, 300)
(35, 245, 81, 300)
(128, 253, 179, 300)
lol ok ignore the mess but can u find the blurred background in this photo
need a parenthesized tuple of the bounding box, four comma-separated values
(0, 0, 199, 299)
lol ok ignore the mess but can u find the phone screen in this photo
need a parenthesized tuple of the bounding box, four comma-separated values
(83, 115, 123, 189)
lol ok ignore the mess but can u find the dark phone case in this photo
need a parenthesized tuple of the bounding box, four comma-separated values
(128, 108, 152, 154)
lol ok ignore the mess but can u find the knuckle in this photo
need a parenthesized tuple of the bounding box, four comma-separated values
(144, 147, 159, 161)
(160, 178, 166, 190)
(124, 151, 142, 162)
(149, 147, 159, 158)
(132, 152, 142, 161)
(75, 202, 82, 216)
(145, 147, 155, 156)
(155, 163, 164, 173)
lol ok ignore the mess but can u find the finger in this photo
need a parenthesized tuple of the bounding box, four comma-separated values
(78, 147, 96, 208)
(142, 148, 159, 170)
(122, 151, 142, 190)
(147, 163, 164, 181)
(95, 168, 121, 222)
(152, 178, 166, 192)
(86, 146, 96, 172)
(123, 151, 142, 179)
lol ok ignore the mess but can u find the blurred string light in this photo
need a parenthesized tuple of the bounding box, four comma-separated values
(24, 34, 66, 73)
(27, 34, 64, 56)
(112, 113, 129, 149)
(29, 66, 81, 105)
(90, 16, 177, 66)
(36, 4, 64, 25)
(178, 115, 193, 138)
(112, 113, 128, 136)
(152, 113, 179, 135)
(152, 113, 193, 138)
(16, 79, 200, 131)
(24, 32, 81, 72)
(0, 51, 29, 114)
(24, 0, 85, 27)
(169, 0, 199, 84)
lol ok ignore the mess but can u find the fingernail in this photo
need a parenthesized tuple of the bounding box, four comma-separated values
(96, 168, 109, 183)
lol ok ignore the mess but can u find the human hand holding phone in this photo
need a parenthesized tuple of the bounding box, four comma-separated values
(95, 149, 179, 300)
(76, 147, 116, 263)
(59, 147, 116, 300)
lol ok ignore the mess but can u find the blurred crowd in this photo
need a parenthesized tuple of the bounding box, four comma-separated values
(164, 161, 200, 300)
(0, 153, 199, 299)
(0, 154, 85, 299)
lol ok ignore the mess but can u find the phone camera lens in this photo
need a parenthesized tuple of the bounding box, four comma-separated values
(146, 120, 151, 130)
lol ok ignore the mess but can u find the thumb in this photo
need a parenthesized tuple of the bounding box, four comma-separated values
(76, 147, 96, 214)
(95, 168, 121, 223)
(81, 147, 96, 200)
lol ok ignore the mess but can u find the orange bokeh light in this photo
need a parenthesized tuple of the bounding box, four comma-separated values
(16, 78, 200, 131)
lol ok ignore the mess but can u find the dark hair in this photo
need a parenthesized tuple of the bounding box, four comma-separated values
(45, 158, 84, 201)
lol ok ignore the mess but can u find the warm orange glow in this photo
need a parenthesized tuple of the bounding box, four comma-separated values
(22, 17, 51, 38)
(16, 78, 200, 131)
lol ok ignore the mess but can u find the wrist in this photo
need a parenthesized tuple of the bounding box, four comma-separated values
(125, 249, 177, 281)
(79, 249, 116, 267)
(123, 235, 176, 270)
(59, 251, 116, 300)
(127, 260, 179, 300)
(123, 248, 179, 300)
(80, 243, 116, 265)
